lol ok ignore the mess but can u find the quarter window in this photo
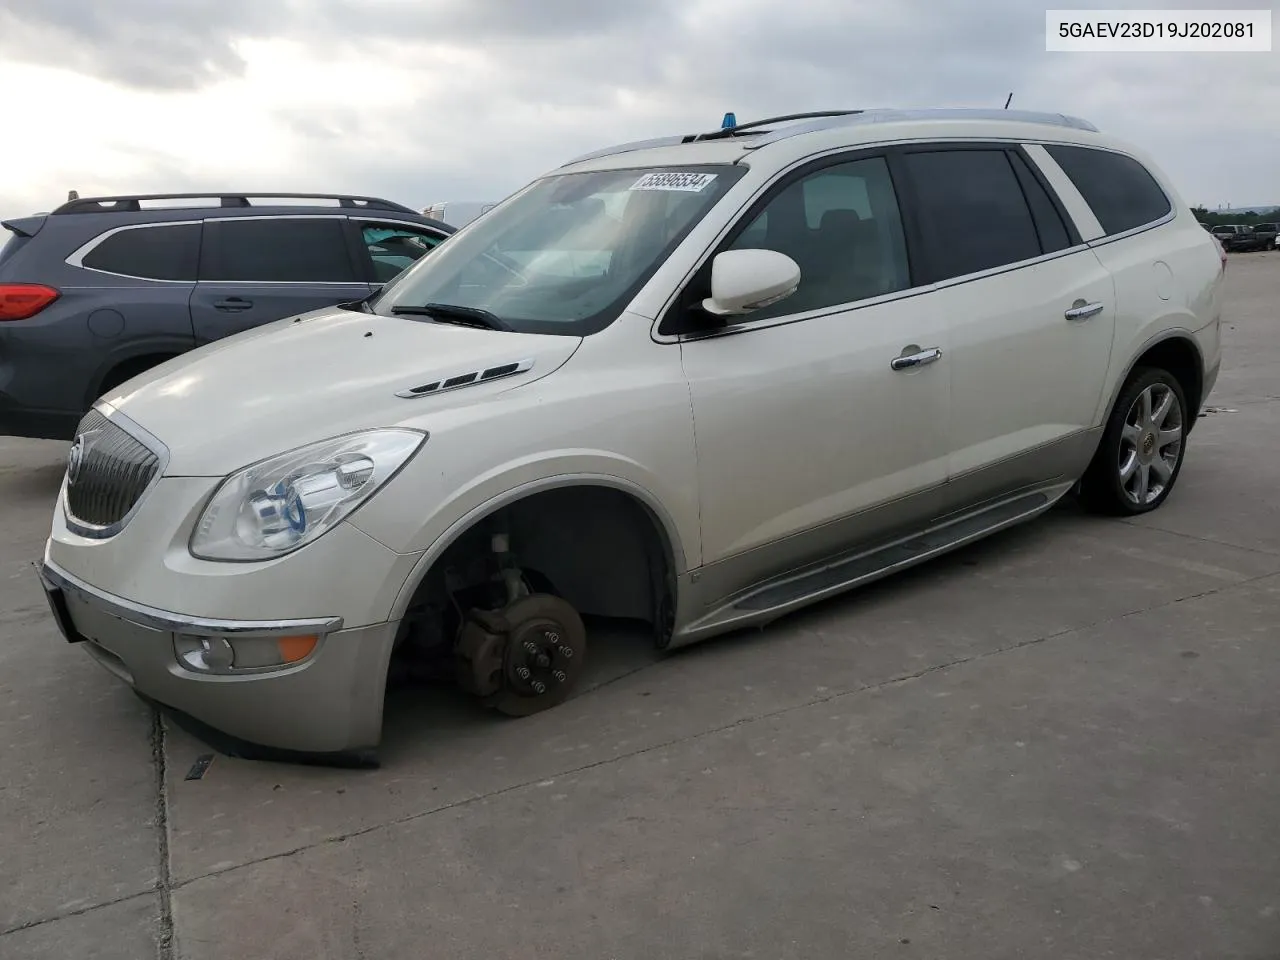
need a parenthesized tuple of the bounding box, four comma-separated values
(199, 218, 357, 282)
(81, 223, 201, 281)
(1044, 144, 1172, 236)
(725, 155, 911, 319)
(903, 149, 1044, 283)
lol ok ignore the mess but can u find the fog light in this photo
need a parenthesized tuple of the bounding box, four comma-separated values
(175, 636, 235, 672)
(174, 633, 320, 673)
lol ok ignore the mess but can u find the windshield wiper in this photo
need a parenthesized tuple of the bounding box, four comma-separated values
(390, 302, 512, 331)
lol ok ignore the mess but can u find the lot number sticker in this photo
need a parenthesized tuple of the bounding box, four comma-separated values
(629, 172, 718, 193)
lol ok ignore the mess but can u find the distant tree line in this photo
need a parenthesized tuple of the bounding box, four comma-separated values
(1192, 206, 1280, 227)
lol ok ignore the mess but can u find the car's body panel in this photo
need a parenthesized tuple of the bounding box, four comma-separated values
(101, 310, 582, 476)
(931, 246, 1116, 476)
(347, 313, 703, 570)
(39, 558, 393, 755)
(678, 294, 951, 566)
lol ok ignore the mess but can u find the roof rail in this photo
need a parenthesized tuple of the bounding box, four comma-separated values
(740, 108, 1100, 149)
(562, 115, 859, 166)
(564, 136, 694, 166)
(51, 192, 420, 216)
(564, 107, 1100, 167)
(685, 110, 864, 142)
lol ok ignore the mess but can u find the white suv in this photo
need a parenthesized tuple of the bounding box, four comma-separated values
(38, 108, 1224, 765)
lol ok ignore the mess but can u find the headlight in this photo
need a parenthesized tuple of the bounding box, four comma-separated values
(190, 429, 426, 561)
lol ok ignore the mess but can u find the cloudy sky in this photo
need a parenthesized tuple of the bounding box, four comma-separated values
(0, 0, 1276, 220)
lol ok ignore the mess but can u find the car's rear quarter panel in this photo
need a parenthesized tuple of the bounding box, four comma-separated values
(1086, 210, 1223, 422)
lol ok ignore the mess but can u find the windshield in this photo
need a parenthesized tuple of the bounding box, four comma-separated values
(374, 164, 744, 335)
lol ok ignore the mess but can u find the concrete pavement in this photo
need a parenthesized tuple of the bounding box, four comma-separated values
(3, 251, 1279, 959)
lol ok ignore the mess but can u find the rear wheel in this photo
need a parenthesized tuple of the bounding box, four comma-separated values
(1079, 366, 1188, 516)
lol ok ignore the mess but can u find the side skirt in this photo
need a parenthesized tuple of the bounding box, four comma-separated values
(669, 478, 1075, 646)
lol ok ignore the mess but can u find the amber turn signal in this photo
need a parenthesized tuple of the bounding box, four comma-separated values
(277, 635, 319, 663)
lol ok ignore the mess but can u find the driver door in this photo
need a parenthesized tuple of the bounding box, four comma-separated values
(674, 152, 952, 591)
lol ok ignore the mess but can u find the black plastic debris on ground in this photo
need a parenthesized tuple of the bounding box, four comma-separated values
(184, 754, 215, 781)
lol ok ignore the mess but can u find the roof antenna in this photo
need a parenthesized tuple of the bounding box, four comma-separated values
(1003, 92, 1013, 110)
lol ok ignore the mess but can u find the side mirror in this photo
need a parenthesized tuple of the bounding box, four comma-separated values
(701, 249, 801, 317)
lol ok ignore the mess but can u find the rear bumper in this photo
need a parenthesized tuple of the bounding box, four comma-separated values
(36, 558, 400, 763)
(0, 393, 78, 440)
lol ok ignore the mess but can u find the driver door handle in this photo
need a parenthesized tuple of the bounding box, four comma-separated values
(213, 297, 254, 312)
(891, 347, 943, 371)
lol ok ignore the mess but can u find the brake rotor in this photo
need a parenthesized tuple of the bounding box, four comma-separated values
(490, 594, 587, 717)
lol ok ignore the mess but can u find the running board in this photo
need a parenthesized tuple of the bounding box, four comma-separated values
(676, 481, 1073, 641)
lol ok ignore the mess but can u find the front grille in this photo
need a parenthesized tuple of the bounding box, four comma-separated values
(65, 409, 160, 530)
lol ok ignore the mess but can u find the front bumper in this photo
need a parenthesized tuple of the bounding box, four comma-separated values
(37, 559, 400, 763)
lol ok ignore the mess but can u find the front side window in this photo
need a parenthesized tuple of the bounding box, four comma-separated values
(199, 218, 358, 283)
(360, 223, 446, 283)
(903, 149, 1044, 283)
(1044, 144, 1172, 236)
(375, 165, 745, 335)
(81, 223, 201, 281)
(721, 155, 911, 320)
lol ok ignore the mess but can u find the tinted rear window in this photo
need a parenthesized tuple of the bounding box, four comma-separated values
(200, 218, 357, 282)
(1008, 150, 1073, 254)
(81, 223, 201, 280)
(1044, 145, 1172, 236)
(902, 149, 1044, 282)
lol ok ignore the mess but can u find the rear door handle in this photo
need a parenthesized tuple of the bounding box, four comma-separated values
(213, 297, 253, 312)
(891, 346, 943, 371)
(1065, 300, 1104, 322)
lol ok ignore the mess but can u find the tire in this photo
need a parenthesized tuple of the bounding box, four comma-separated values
(1078, 366, 1189, 516)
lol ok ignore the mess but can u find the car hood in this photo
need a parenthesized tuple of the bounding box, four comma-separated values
(100, 307, 582, 476)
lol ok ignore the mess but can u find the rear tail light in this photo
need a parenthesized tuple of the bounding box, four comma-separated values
(0, 283, 60, 321)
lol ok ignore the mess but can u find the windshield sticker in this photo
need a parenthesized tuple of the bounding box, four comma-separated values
(629, 172, 719, 193)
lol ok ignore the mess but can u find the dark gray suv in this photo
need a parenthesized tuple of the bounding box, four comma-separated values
(0, 192, 454, 440)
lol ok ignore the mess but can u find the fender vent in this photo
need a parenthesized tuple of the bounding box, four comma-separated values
(396, 358, 534, 399)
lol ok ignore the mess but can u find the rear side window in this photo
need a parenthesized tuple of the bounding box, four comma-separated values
(81, 223, 201, 281)
(200, 218, 358, 282)
(1008, 151, 1073, 254)
(1044, 145, 1172, 236)
(902, 149, 1043, 282)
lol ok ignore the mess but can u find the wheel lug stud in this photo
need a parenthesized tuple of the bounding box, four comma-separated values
(516, 666, 531, 680)
(523, 641, 538, 654)
(531, 681, 547, 694)
(553, 670, 567, 683)
(558, 646, 573, 658)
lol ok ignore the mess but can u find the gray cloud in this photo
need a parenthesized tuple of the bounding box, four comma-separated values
(0, 0, 680, 90)
(0, 0, 281, 89)
(0, 0, 1276, 217)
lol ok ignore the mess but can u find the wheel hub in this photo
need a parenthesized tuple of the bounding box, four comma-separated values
(455, 594, 588, 717)
(1141, 431, 1156, 459)
(505, 617, 578, 698)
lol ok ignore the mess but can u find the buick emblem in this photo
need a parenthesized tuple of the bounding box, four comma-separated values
(66, 435, 86, 486)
